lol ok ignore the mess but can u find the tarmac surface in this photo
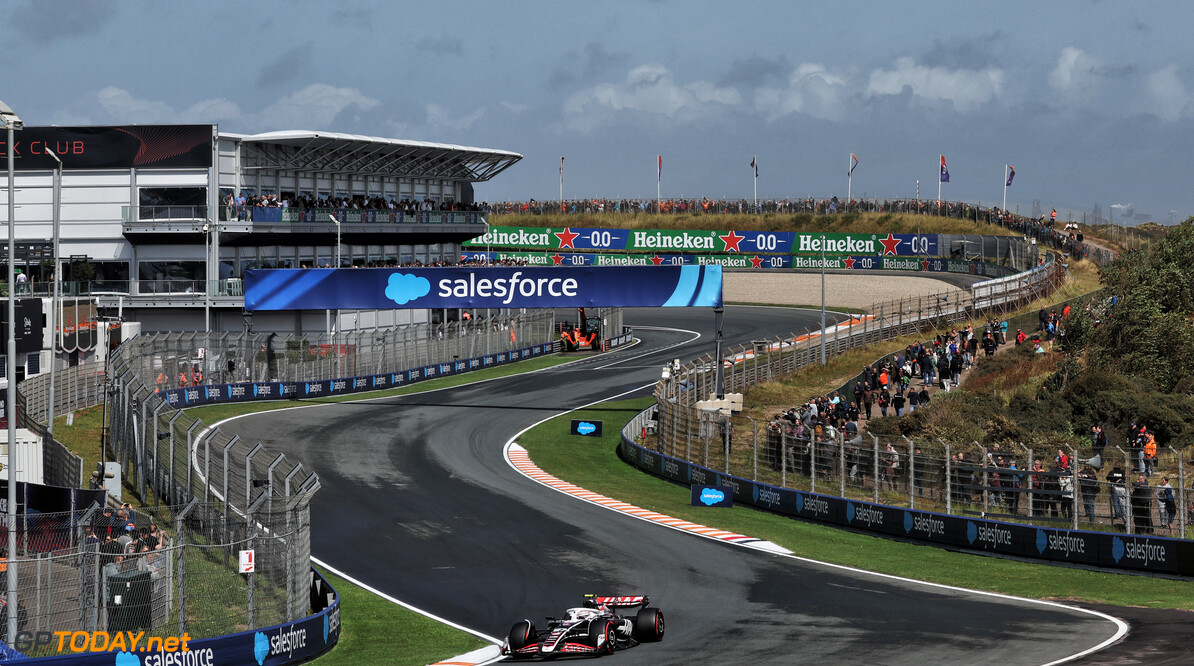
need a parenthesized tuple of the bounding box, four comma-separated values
(219, 304, 1133, 665)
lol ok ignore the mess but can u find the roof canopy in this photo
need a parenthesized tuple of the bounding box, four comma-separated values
(227, 130, 522, 182)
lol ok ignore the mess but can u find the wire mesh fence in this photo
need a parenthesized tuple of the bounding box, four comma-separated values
(11, 307, 565, 645)
(0, 500, 309, 658)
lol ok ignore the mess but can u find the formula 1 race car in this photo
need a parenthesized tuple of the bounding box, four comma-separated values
(501, 594, 665, 659)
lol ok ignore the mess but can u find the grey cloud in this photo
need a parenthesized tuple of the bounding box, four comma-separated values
(717, 55, 790, 88)
(549, 42, 630, 90)
(919, 33, 1005, 69)
(256, 46, 314, 89)
(12, 0, 116, 43)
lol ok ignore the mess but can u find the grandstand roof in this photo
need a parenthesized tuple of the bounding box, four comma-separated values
(223, 130, 522, 182)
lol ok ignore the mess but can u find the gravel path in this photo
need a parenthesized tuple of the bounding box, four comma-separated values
(725, 270, 968, 310)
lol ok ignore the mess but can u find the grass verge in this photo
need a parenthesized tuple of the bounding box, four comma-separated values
(518, 397, 1194, 610)
(312, 567, 489, 666)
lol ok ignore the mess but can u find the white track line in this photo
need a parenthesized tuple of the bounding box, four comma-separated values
(502, 394, 1129, 666)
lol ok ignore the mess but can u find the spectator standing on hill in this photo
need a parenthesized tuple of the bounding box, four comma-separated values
(1156, 477, 1177, 530)
(917, 386, 930, 407)
(1131, 475, 1153, 534)
(1091, 425, 1107, 460)
(1107, 464, 1128, 524)
(892, 391, 905, 416)
(862, 386, 875, 420)
(907, 389, 919, 413)
(877, 389, 890, 417)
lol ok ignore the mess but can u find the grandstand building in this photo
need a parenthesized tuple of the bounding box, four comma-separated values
(1, 124, 520, 375)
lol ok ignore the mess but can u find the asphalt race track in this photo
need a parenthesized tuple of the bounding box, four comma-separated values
(222, 304, 1124, 665)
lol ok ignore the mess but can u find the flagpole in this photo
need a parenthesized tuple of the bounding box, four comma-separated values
(656, 155, 661, 213)
(937, 155, 942, 214)
(1002, 164, 1008, 212)
(752, 155, 757, 211)
(847, 153, 852, 206)
(559, 156, 564, 207)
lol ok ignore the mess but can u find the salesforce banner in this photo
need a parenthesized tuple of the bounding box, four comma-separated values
(619, 436, 1194, 576)
(244, 266, 722, 311)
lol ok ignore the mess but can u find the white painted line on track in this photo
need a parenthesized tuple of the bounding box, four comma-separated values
(501, 388, 1130, 666)
(310, 557, 505, 664)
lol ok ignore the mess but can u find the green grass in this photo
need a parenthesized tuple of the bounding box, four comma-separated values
(518, 397, 1194, 610)
(311, 567, 489, 666)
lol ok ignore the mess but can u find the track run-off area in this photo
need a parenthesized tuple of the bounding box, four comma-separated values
(214, 302, 1129, 665)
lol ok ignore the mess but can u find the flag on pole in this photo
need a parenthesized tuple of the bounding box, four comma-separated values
(750, 155, 758, 178)
(1005, 165, 1015, 187)
(849, 153, 859, 177)
(939, 155, 950, 183)
(560, 156, 564, 176)
(657, 155, 662, 182)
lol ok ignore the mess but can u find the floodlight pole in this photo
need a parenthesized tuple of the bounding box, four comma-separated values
(330, 214, 341, 376)
(45, 149, 62, 439)
(2, 98, 22, 646)
(820, 234, 826, 365)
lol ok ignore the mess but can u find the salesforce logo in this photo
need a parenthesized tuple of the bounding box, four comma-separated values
(386, 272, 431, 305)
(700, 488, 725, 506)
(576, 421, 597, 435)
(114, 652, 139, 666)
(254, 631, 270, 664)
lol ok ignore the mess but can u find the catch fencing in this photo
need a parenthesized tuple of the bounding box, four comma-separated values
(13, 307, 564, 644)
(0, 500, 309, 658)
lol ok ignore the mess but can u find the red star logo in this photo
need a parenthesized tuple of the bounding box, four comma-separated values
(551, 253, 564, 265)
(554, 227, 579, 249)
(750, 255, 763, 268)
(650, 255, 664, 266)
(844, 257, 856, 270)
(720, 230, 745, 252)
(921, 259, 931, 271)
(879, 233, 902, 255)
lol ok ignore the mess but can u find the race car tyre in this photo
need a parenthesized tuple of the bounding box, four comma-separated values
(634, 607, 665, 642)
(507, 619, 536, 656)
(588, 619, 616, 655)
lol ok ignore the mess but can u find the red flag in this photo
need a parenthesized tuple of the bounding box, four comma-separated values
(657, 155, 662, 182)
(750, 155, 758, 178)
(849, 153, 859, 177)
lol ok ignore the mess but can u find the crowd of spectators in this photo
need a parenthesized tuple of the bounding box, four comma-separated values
(759, 315, 1186, 534)
(223, 191, 485, 216)
(87, 503, 169, 581)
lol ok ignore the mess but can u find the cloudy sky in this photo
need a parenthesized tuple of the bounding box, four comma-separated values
(3, 1, 1191, 222)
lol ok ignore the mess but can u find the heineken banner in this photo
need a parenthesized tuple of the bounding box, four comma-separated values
(245, 265, 723, 310)
(460, 251, 1008, 274)
(465, 226, 937, 256)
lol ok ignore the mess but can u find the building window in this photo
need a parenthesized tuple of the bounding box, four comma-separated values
(138, 187, 207, 220)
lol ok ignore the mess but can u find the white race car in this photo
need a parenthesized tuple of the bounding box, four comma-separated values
(501, 594, 665, 659)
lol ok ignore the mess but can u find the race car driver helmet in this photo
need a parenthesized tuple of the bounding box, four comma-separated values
(566, 607, 601, 621)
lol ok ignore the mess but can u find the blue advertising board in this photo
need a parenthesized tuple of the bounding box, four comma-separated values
(620, 434, 1194, 577)
(163, 342, 557, 409)
(244, 265, 722, 311)
(692, 485, 734, 507)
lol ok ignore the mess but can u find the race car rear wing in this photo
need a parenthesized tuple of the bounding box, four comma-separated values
(585, 594, 650, 609)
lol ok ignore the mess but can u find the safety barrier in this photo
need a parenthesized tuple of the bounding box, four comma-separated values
(619, 410, 1194, 577)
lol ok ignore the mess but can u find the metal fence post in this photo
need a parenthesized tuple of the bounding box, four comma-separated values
(1178, 451, 1187, 540)
(175, 498, 199, 638)
(945, 442, 952, 515)
(872, 435, 880, 504)
(905, 436, 915, 509)
(1069, 446, 1079, 530)
(245, 493, 267, 630)
(839, 433, 846, 498)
